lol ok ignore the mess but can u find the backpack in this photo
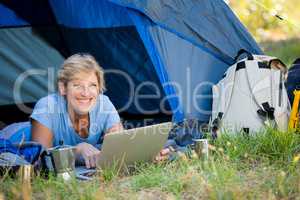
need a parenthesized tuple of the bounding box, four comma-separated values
(211, 50, 290, 135)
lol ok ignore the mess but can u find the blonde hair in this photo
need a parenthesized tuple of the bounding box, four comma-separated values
(57, 54, 106, 93)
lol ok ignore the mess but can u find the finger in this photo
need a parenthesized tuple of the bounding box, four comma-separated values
(89, 144, 101, 152)
(158, 156, 163, 161)
(160, 155, 168, 161)
(88, 152, 99, 168)
(155, 155, 160, 161)
(90, 149, 101, 168)
(160, 148, 170, 156)
(84, 155, 91, 169)
(81, 144, 100, 168)
(154, 154, 167, 162)
(89, 155, 97, 168)
(154, 155, 161, 163)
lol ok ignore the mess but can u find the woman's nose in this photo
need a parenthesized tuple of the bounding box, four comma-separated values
(80, 86, 90, 96)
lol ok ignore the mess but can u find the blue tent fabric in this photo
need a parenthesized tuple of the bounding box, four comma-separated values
(0, 1, 55, 27)
(0, 0, 262, 123)
(128, 11, 185, 122)
(0, 4, 28, 27)
(129, 10, 230, 121)
(109, 0, 262, 62)
(0, 27, 64, 105)
(49, 0, 133, 28)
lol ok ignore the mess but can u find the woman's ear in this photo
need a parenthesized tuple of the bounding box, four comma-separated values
(58, 81, 66, 95)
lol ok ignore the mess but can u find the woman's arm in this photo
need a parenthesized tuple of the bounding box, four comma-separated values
(105, 122, 124, 134)
(31, 119, 53, 148)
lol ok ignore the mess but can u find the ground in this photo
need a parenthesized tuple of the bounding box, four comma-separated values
(1, 127, 300, 200)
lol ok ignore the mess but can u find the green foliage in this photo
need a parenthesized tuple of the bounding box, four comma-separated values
(229, 0, 300, 41)
(262, 38, 300, 66)
(213, 128, 300, 168)
(130, 162, 187, 196)
(2, 128, 300, 199)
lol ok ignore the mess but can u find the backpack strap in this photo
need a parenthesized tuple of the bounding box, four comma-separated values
(257, 102, 275, 121)
(252, 55, 287, 72)
(222, 61, 239, 116)
(211, 112, 223, 139)
(244, 60, 271, 101)
(234, 49, 254, 62)
(211, 60, 239, 134)
(244, 59, 277, 126)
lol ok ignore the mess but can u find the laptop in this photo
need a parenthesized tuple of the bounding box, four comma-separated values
(74, 122, 172, 179)
(97, 122, 173, 169)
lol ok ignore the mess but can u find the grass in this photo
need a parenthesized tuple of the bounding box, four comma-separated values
(262, 37, 300, 66)
(2, 128, 300, 199)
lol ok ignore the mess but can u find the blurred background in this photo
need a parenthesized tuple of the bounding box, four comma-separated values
(228, 0, 300, 65)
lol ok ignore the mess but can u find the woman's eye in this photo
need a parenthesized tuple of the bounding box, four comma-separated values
(72, 84, 83, 90)
(90, 84, 97, 88)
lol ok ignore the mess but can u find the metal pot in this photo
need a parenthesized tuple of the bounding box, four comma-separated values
(44, 145, 76, 180)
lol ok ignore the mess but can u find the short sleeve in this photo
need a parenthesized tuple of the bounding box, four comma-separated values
(30, 96, 56, 131)
(102, 96, 121, 132)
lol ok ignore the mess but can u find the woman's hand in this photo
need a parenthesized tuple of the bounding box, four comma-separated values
(155, 148, 171, 162)
(105, 122, 124, 134)
(75, 142, 101, 168)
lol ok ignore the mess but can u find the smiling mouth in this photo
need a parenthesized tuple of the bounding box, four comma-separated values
(77, 98, 93, 104)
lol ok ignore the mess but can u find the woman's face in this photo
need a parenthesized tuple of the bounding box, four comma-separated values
(60, 71, 99, 115)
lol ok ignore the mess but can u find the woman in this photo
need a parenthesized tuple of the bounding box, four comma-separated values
(30, 54, 123, 168)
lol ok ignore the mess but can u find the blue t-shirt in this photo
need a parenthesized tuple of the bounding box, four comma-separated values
(30, 93, 120, 147)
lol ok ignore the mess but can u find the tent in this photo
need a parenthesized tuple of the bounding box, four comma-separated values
(0, 0, 262, 127)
